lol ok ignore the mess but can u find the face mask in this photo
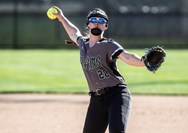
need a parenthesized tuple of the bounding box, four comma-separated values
(91, 28, 102, 36)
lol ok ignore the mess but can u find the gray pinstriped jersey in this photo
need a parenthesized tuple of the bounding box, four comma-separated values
(77, 37, 126, 92)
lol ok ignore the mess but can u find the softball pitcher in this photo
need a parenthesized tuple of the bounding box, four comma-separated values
(52, 6, 145, 133)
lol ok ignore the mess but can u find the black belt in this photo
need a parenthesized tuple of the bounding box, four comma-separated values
(89, 84, 126, 96)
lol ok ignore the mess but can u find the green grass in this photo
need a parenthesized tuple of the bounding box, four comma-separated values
(0, 49, 188, 95)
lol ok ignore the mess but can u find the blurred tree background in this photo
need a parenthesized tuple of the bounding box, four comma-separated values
(0, 0, 188, 49)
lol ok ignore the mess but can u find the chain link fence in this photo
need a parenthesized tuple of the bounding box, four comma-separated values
(0, 0, 188, 48)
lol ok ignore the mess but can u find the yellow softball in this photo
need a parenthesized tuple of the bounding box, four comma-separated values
(47, 7, 58, 20)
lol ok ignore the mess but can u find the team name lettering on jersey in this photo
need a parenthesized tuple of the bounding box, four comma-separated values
(81, 56, 111, 80)
(81, 56, 101, 70)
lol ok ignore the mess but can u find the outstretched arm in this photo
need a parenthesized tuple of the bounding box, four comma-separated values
(118, 50, 145, 67)
(53, 6, 82, 45)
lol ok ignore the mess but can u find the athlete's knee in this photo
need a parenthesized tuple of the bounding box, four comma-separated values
(109, 124, 126, 133)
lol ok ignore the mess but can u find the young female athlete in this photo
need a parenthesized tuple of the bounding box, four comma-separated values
(52, 6, 145, 133)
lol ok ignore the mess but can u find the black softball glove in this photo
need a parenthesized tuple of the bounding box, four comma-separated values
(142, 46, 166, 73)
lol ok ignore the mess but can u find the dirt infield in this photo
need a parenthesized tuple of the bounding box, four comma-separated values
(0, 94, 187, 133)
